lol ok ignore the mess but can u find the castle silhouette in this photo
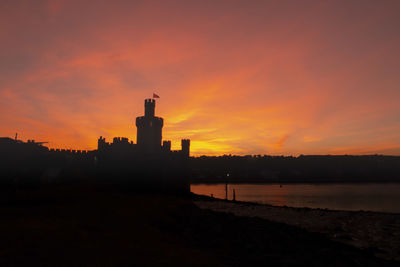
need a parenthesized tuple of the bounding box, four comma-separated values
(98, 98, 190, 157)
(0, 98, 190, 157)
(0, 98, 191, 194)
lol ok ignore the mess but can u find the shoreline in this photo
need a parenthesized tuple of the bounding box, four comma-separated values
(191, 181, 400, 185)
(192, 192, 400, 215)
(190, 183, 400, 214)
(193, 194, 400, 262)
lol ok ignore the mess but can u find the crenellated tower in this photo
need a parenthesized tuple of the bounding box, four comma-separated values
(136, 99, 164, 152)
(181, 139, 190, 157)
(144, 98, 155, 117)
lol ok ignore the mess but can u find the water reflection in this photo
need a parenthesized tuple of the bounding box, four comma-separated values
(191, 183, 400, 213)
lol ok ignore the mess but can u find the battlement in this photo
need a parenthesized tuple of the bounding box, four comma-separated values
(113, 137, 129, 143)
(145, 98, 155, 104)
(136, 116, 164, 127)
(136, 116, 164, 122)
(48, 148, 88, 154)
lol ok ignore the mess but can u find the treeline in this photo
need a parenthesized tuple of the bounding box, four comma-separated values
(190, 155, 400, 183)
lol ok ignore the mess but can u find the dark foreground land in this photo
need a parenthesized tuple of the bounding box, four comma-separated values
(0, 186, 398, 266)
(195, 196, 400, 262)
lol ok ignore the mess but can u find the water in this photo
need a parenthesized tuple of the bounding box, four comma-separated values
(191, 183, 400, 213)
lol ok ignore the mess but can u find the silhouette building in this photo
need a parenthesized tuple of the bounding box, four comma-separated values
(96, 98, 190, 157)
(0, 98, 189, 159)
(136, 99, 164, 152)
(181, 139, 190, 158)
(0, 98, 191, 194)
(0, 98, 191, 195)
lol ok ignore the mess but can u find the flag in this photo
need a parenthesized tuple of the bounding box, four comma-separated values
(153, 93, 160, 98)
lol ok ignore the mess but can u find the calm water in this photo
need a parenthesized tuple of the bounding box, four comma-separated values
(191, 183, 400, 213)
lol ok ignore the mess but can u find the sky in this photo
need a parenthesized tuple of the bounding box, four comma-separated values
(1, 0, 400, 156)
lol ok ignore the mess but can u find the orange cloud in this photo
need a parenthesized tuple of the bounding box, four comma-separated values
(274, 135, 289, 150)
(1, 1, 400, 156)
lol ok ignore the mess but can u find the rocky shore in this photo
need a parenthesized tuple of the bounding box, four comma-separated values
(194, 195, 400, 262)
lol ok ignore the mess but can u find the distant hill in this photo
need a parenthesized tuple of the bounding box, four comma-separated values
(190, 155, 400, 183)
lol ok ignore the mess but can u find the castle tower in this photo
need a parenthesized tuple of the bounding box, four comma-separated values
(136, 99, 164, 152)
(97, 136, 107, 151)
(181, 139, 190, 157)
(145, 98, 155, 117)
(162, 140, 171, 152)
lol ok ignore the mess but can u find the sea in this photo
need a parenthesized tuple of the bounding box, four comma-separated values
(190, 183, 400, 213)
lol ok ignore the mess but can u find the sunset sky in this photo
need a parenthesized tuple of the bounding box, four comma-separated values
(1, 0, 400, 156)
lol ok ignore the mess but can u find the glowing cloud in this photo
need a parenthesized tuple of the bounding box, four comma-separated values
(1, 1, 400, 156)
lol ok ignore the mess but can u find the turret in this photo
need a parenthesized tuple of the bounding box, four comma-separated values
(145, 98, 155, 117)
(97, 136, 108, 151)
(163, 140, 171, 152)
(181, 139, 190, 157)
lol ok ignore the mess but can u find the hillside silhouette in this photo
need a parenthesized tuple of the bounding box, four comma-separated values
(190, 155, 400, 184)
